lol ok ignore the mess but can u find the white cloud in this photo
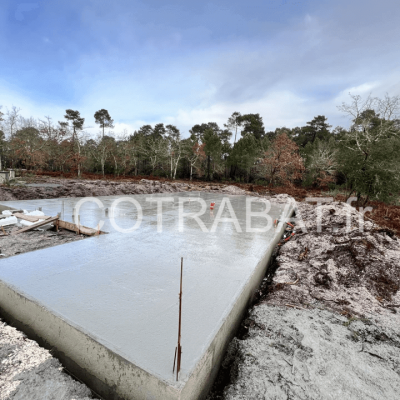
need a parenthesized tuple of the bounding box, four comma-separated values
(0, 80, 65, 122)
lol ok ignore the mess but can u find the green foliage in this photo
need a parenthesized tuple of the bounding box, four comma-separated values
(238, 113, 265, 140)
(338, 135, 400, 203)
(94, 109, 114, 138)
(2, 95, 399, 204)
(14, 127, 41, 141)
(64, 109, 84, 131)
(225, 111, 242, 143)
(228, 134, 259, 181)
(203, 128, 222, 180)
(337, 93, 400, 203)
(0, 129, 6, 150)
(290, 115, 333, 148)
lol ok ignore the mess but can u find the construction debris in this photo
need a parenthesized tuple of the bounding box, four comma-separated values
(57, 220, 104, 236)
(12, 216, 59, 235)
(0, 216, 17, 227)
(0, 223, 86, 259)
(0, 205, 105, 258)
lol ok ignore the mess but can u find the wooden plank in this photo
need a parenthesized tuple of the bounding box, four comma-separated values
(58, 220, 101, 236)
(14, 213, 53, 223)
(12, 217, 59, 235)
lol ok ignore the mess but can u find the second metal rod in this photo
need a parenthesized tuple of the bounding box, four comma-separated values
(176, 257, 183, 381)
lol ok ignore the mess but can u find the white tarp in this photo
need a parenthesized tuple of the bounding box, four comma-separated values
(0, 216, 18, 226)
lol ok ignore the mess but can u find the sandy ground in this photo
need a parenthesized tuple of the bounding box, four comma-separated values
(0, 319, 96, 400)
(214, 307, 400, 400)
(207, 196, 400, 400)
(1, 179, 400, 399)
(0, 225, 86, 259)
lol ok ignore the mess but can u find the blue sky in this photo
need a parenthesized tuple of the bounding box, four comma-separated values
(0, 0, 399, 138)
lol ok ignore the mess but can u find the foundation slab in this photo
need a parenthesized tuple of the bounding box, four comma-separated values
(0, 193, 293, 399)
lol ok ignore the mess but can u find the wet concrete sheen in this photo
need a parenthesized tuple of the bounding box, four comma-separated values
(0, 193, 292, 399)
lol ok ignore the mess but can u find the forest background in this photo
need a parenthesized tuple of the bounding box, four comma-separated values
(1, 93, 399, 206)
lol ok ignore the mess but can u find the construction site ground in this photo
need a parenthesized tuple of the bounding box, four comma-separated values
(0, 174, 399, 400)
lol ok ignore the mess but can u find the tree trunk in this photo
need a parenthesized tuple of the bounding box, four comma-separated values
(113, 155, 118, 177)
(173, 154, 180, 180)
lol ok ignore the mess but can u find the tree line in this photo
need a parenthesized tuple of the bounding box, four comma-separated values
(0, 93, 399, 205)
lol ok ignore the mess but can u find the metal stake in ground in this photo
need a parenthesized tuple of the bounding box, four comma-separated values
(173, 257, 183, 381)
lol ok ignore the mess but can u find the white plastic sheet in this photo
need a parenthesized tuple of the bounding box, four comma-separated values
(0, 216, 17, 226)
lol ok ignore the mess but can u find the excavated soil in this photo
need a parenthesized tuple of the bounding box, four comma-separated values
(0, 319, 96, 400)
(208, 196, 400, 400)
(269, 199, 400, 321)
(0, 177, 247, 201)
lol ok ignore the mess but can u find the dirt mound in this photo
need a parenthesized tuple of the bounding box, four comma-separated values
(0, 179, 193, 201)
(219, 306, 400, 400)
(208, 197, 400, 400)
(220, 185, 246, 195)
(267, 200, 400, 323)
(0, 178, 253, 201)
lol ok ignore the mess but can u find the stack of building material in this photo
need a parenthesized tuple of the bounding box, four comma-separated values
(0, 207, 104, 236)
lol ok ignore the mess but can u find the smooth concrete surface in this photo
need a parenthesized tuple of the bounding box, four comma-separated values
(0, 193, 293, 399)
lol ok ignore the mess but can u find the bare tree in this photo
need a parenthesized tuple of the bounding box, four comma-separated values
(166, 125, 182, 179)
(306, 140, 338, 187)
(4, 106, 21, 138)
(338, 93, 400, 204)
(138, 128, 168, 174)
(0, 107, 4, 170)
(182, 134, 206, 180)
(337, 93, 400, 156)
(18, 116, 37, 129)
(116, 129, 139, 176)
(91, 133, 116, 176)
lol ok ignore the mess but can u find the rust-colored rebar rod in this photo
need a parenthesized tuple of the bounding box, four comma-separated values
(173, 257, 183, 381)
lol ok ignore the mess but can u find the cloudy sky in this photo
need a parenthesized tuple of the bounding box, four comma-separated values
(0, 0, 399, 138)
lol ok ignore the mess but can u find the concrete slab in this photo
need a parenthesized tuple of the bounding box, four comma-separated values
(0, 193, 293, 400)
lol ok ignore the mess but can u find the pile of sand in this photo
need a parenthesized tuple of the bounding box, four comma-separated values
(208, 197, 400, 400)
(0, 320, 96, 400)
